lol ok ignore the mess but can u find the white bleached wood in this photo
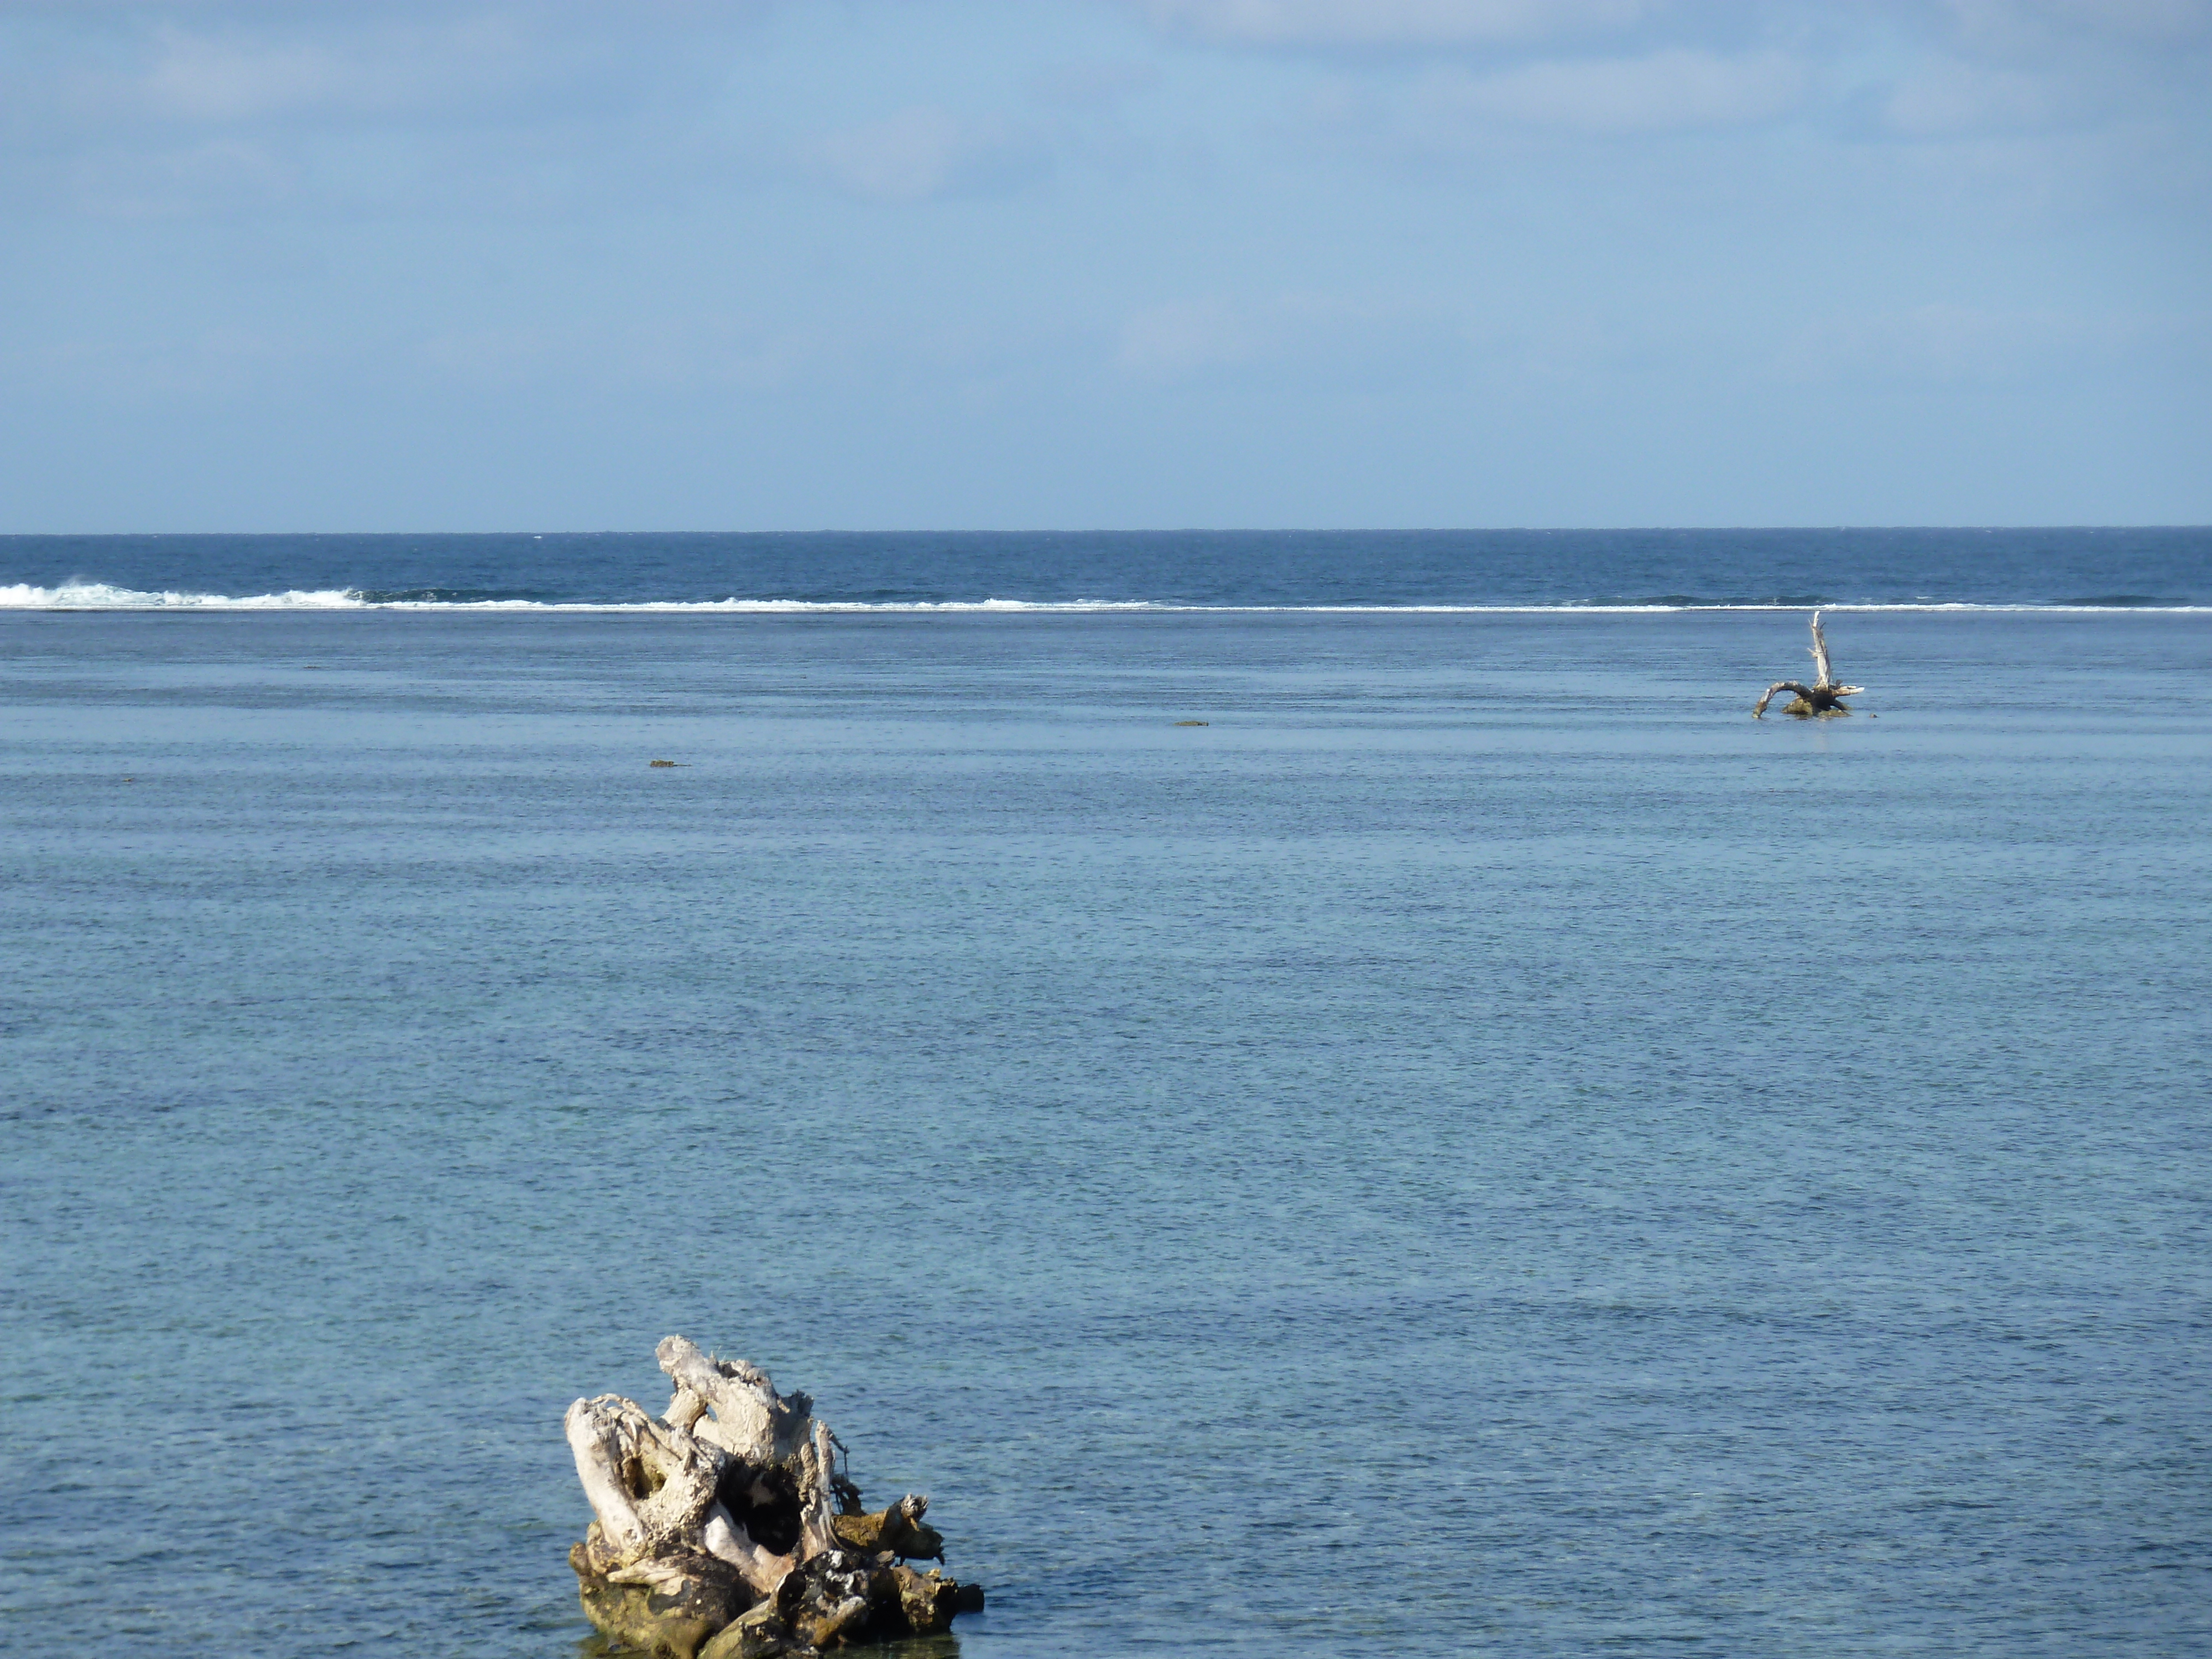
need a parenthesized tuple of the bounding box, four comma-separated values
(797, 1421, 844, 1561)
(664, 1383, 709, 1434)
(701, 1504, 793, 1598)
(1809, 609, 1835, 686)
(562, 1393, 722, 1568)
(565, 1337, 983, 1653)
(1755, 610, 1865, 716)
(657, 1333, 815, 1463)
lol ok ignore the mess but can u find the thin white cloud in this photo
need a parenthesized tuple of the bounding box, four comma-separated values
(1768, 302, 2172, 386)
(1117, 296, 1254, 378)
(1115, 292, 1474, 387)
(807, 106, 1051, 201)
(67, 13, 577, 127)
(1936, 0, 2212, 51)
(1128, 0, 1645, 46)
(0, 3, 747, 216)
(143, 31, 351, 122)
(1422, 48, 1808, 135)
(1876, 58, 2084, 137)
(1129, 0, 2212, 56)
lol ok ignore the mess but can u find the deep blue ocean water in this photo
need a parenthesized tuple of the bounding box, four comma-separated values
(2, 531, 2208, 1657)
(1, 525, 2207, 610)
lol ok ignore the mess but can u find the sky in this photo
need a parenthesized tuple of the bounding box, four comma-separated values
(1, 0, 2206, 530)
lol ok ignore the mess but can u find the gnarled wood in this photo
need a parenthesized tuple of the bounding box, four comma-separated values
(564, 1394, 723, 1572)
(1755, 611, 1865, 717)
(658, 1334, 815, 1464)
(571, 1544, 753, 1659)
(795, 1422, 844, 1562)
(832, 1493, 945, 1561)
(701, 1503, 795, 1601)
(1808, 609, 1837, 687)
(566, 1337, 983, 1656)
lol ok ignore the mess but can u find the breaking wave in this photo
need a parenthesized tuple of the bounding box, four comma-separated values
(0, 581, 2204, 614)
(1, 581, 367, 609)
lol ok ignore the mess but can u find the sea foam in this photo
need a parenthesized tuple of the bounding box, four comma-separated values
(0, 582, 366, 610)
(0, 581, 2201, 614)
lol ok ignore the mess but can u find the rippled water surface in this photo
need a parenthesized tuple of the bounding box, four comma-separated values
(3, 607, 2208, 1657)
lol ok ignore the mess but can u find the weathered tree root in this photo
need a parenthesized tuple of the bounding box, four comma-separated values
(566, 1337, 984, 1657)
(1754, 610, 1865, 718)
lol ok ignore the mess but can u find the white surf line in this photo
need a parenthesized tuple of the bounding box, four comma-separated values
(2, 586, 2205, 615)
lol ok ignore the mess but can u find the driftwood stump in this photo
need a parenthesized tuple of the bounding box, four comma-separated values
(1754, 611, 1865, 717)
(565, 1337, 983, 1658)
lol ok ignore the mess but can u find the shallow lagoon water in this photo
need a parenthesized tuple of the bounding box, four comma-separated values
(2, 608, 2208, 1656)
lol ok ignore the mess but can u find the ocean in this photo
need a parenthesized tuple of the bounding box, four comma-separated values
(2, 530, 2208, 1657)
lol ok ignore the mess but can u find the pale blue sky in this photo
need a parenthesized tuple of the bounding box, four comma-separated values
(3, 0, 2206, 529)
